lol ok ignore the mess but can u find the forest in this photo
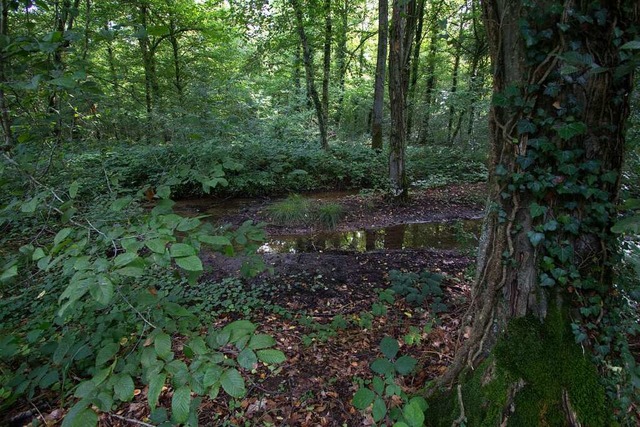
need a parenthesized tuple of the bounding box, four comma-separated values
(0, 0, 639, 426)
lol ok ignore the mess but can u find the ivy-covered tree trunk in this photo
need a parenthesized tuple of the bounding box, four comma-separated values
(0, 0, 13, 150)
(430, 1, 638, 425)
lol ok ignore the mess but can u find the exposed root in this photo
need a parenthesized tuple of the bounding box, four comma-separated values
(452, 385, 467, 427)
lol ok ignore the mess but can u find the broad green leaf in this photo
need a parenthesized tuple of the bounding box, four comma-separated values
(21, 196, 39, 213)
(61, 406, 98, 427)
(557, 122, 587, 140)
(530, 203, 547, 219)
(395, 355, 417, 375)
(372, 397, 387, 422)
(54, 228, 72, 246)
(352, 388, 375, 409)
(220, 368, 246, 398)
(372, 376, 385, 395)
(222, 320, 257, 342)
(174, 255, 203, 272)
(256, 349, 286, 364)
(114, 266, 144, 277)
(110, 197, 132, 211)
(393, 423, 410, 427)
(621, 40, 640, 50)
(612, 215, 640, 234)
(248, 334, 276, 350)
(370, 358, 395, 376)
(113, 373, 135, 402)
(170, 243, 196, 258)
(89, 276, 114, 305)
(148, 372, 167, 410)
(199, 235, 231, 246)
(527, 231, 545, 247)
(113, 252, 138, 267)
(171, 386, 191, 424)
(156, 185, 171, 199)
(403, 400, 425, 427)
(237, 348, 258, 370)
(145, 238, 168, 254)
(96, 342, 119, 366)
(203, 365, 223, 388)
(155, 333, 172, 360)
(380, 336, 399, 359)
(32, 247, 46, 261)
(177, 217, 200, 232)
(0, 265, 18, 281)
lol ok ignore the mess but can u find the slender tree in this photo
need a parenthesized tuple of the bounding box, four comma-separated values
(371, 0, 388, 151)
(431, 1, 639, 424)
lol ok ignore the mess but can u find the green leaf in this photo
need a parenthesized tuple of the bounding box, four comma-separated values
(69, 181, 80, 198)
(113, 373, 135, 402)
(352, 388, 375, 409)
(371, 358, 395, 376)
(379, 336, 399, 359)
(145, 239, 168, 254)
(174, 255, 203, 272)
(113, 252, 138, 267)
(621, 40, 640, 49)
(403, 400, 425, 427)
(155, 333, 173, 360)
(256, 349, 286, 364)
(220, 368, 246, 398)
(110, 197, 132, 211)
(612, 215, 640, 234)
(171, 386, 191, 424)
(199, 235, 232, 246)
(530, 202, 547, 219)
(248, 334, 276, 350)
(372, 397, 387, 422)
(372, 376, 385, 395)
(89, 275, 114, 305)
(170, 243, 196, 257)
(32, 247, 46, 261)
(61, 406, 98, 427)
(54, 228, 72, 246)
(177, 217, 200, 232)
(557, 122, 587, 141)
(527, 231, 545, 247)
(148, 372, 166, 409)
(203, 365, 223, 388)
(0, 265, 18, 281)
(96, 343, 119, 366)
(237, 348, 258, 370)
(394, 355, 417, 375)
(223, 320, 257, 342)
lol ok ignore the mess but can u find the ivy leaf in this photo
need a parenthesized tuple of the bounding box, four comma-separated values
(621, 40, 640, 50)
(557, 122, 587, 140)
(174, 255, 203, 272)
(530, 203, 547, 219)
(527, 231, 545, 247)
(148, 372, 166, 410)
(171, 386, 191, 424)
(220, 368, 246, 398)
(379, 336, 399, 360)
(352, 388, 375, 409)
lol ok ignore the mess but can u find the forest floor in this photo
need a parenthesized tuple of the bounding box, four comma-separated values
(169, 183, 485, 426)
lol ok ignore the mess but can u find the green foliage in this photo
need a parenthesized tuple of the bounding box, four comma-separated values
(316, 202, 344, 229)
(267, 194, 313, 226)
(389, 270, 447, 313)
(353, 337, 425, 426)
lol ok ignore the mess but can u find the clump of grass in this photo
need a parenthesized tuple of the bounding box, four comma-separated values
(267, 194, 312, 225)
(315, 202, 344, 229)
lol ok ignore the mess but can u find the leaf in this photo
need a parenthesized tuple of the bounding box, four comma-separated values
(220, 368, 246, 398)
(113, 252, 138, 268)
(203, 366, 223, 388)
(530, 202, 547, 219)
(380, 336, 399, 360)
(170, 243, 196, 258)
(370, 358, 395, 376)
(96, 342, 119, 366)
(199, 235, 232, 246)
(352, 388, 375, 409)
(0, 265, 18, 281)
(403, 400, 425, 427)
(621, 40, 640, 50)
(395, 355, 417, 375)
(248, 334, 276, 350)
(171, 386, 191, 424)
(372, 397, 387, 422)
(256, 349, 286, 364)
(113, 373, 135, 402)
(155, 333, 172, 360)
(145, 239, 168, 254)
(61, 406, 98, 427)
(89, 276, 114, 305)
(527, 231, 545, 247)
(237, 348, 258, 370)
(223, 320, 257, 342)
(177, 217, 200, 232)
(54, 228, 73, 246)
(69, 181, 80, 198)
(147, 371, 166, 410)
(557, 122, 587, 141)
(110, 197, 132, 211)
(175, 255, 203, 272)
(612, 215, 640, 234)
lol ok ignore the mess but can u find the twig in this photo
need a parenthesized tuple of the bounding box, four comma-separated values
(116, 287, 157, 329)
(27, 399, 46, 425)
(452, 384, 467, 426)
(108, 413, 156, 427)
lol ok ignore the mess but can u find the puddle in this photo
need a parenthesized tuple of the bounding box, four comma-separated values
(259, 219, 482, 253)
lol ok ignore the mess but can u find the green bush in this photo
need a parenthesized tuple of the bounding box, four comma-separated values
(315, 202, 344, 229)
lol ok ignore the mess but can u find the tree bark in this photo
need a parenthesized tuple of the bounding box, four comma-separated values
(446, 20, 463, 144)
(291, 0, 329, 150)
(321, 0, 331, 130)
(417, 24, 439, 145)
(371, 0, 388, 151)
(434, 3, 637, 423)
(0, 0, 14, 150)
(388, 0, 414, 200)
(406, 0, 426, 140)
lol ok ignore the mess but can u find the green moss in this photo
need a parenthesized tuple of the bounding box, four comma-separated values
(427, 306, 610, 426)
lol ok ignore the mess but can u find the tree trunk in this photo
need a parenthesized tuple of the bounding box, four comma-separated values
(446, 21, 463, 144)
(371, 0, 388, 151)
(169, 17, 184, 102)
(335, 0, 348, 124)
(388, 0, 414, 200)
(0, 0, 13, 150)
(406, 0, 425, 140)
(417, 28, 438, 145)
(291, 0, 328, 150)
(321, 0, 331, 130)
(430, 1, 637, 424)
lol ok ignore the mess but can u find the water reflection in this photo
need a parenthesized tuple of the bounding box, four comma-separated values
(259, 220, 481, 253)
